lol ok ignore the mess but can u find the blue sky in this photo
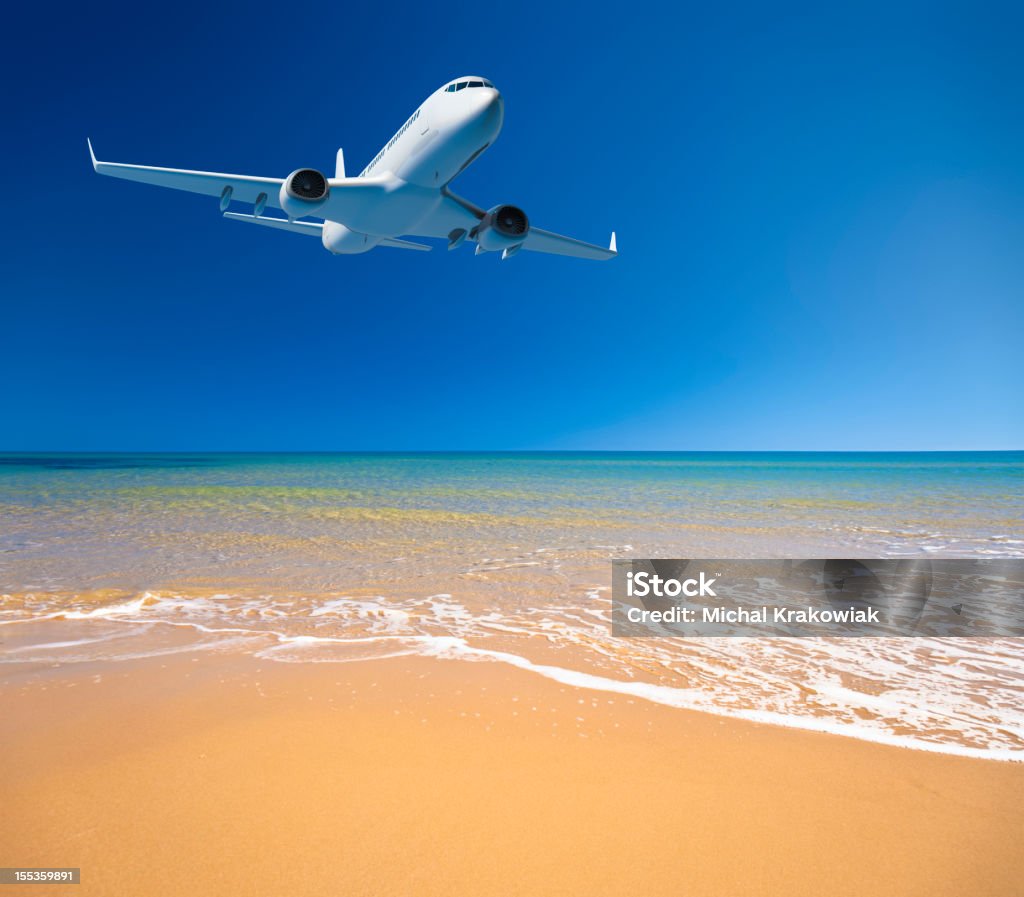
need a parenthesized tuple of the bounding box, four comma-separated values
(1, 1, 1021, 450)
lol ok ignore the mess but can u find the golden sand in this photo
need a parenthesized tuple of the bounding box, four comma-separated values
(2, 653, 1022, 896)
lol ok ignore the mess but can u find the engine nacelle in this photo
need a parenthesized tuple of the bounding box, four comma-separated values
(279, 168, 329, 219)
(474, 204, 529, 252)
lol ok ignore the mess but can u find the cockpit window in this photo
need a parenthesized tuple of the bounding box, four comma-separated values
(447, 80, 495, 92)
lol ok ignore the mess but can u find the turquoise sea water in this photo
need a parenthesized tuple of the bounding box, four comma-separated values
(1, 452, 1022, 758)
(1, 451, 1021, 589)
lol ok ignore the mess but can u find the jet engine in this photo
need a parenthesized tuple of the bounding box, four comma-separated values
(280, 168, 329, 219)
(473, 204, 529, 251)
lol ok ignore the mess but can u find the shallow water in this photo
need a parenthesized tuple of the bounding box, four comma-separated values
(1, 452, 1022, 758)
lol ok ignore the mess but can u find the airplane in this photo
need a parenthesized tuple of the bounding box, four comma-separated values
(87, 77, 617, 262)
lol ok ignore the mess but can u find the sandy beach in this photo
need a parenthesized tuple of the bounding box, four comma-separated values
(3, 652, 1022, 897)
(3, 453, 1023, 894)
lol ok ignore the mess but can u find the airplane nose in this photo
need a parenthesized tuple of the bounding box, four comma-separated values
(471, 90, 503, 130)
(471, 88, 499, 110)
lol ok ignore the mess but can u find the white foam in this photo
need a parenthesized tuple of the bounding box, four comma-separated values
(3, 634, 124, 653)
(6, 587, 1023, 761)
(309, 597, 411, 632)
(417, 637, 1024, 762)
(60, 595, 154, 619)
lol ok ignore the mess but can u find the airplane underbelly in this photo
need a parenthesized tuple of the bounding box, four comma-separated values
(342, 181, 440, 237)
(321, 222, 380, 254)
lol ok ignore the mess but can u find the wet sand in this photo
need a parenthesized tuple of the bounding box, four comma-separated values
(2, 653, 1022, 896)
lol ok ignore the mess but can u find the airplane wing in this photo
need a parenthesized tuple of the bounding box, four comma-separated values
(412, 188, 485, 235)
(223, 212, 320, 234)
(521, 228, 617, 261)
(88, 139, 285, 209)
(412, 188, 617, 260)
(88, 140, 391, 226)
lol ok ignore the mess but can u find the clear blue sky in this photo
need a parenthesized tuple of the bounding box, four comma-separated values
(1, 1, 1021, 450)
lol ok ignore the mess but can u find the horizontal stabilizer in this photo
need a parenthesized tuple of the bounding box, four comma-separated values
(223, 212, 322, 235)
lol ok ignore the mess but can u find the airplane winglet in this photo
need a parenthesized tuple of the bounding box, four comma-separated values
(609, 231, 617, 254)
(87, 138, 98, 171)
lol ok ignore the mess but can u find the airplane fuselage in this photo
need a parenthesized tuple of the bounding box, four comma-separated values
(322, 77, 503, 254)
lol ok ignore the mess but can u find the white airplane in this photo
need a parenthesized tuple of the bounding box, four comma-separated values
(88, 77, 617, 261)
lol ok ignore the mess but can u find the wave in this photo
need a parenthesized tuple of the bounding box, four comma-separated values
(3, 588, 1022, 762)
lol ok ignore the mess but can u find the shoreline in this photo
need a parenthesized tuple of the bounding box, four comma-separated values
(3, 605, 1022, 762)
(3, 650, 1023, 896)
(3, 605, 1023, 762)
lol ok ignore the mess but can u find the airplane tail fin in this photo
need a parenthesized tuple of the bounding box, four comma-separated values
(335, 149, 346, 178)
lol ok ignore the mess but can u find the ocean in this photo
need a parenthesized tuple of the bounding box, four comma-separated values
(1, 451, 1022, 758)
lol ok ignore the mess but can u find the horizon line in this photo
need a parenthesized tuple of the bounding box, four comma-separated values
(1, 449, 1022, 456)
